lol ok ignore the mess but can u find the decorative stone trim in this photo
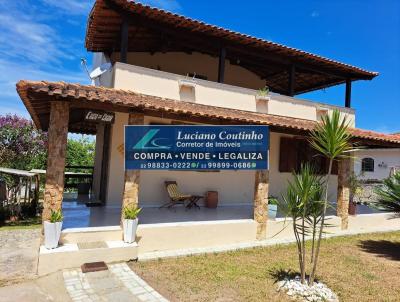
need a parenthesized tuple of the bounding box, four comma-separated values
(337, 158, 351, 229)
(121, 112, 144, 223)
(42, 101, 69, 222)
(254, 170, 269, 240)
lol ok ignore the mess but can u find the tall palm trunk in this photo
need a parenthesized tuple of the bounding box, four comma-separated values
(310, 217, 317, 264)
(301, 204, 307, 283)
(293, 219, 304, 283)
(309, 159, 333, 285)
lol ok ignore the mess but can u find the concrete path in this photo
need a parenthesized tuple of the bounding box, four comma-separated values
(63, 263, 168, 302)
(0, 228, 41, 285)
(0, 272, 71, 302)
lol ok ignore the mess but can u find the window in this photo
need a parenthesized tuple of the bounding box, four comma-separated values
(361, 157, 374, 172)
(279, 137, 338, 175)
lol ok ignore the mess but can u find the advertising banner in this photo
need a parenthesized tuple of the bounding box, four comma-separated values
(125, 125, 269, 170)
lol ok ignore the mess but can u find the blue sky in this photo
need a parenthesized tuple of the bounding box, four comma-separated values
(0, 0, 398, 133)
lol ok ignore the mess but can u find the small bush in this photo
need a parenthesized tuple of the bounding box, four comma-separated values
(0, 206, 10, 226)
(20, 203, 37, 219)
(123, 205, 141, 220)
(49, 209, 63, 223)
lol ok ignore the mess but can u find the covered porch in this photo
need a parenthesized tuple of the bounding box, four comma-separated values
(16, 81, 400, 244)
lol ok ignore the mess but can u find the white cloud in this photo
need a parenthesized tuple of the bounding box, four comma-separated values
(0, 13, 73, 64)
(0, 0, 90, 117)
(41, 0, 93, 15)
(138, 0, 182, 12)
(0, 59, 89, 116)
(311, 10, 320, 18)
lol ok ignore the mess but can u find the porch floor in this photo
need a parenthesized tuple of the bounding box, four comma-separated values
(61, 194, 383, 229)
(62, 199, 255, 229)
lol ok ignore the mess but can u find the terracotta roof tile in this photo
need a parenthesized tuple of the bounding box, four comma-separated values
(16, 80, 400, 146)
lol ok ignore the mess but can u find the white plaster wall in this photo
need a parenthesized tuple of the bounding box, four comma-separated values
(111, 62, 354, 124)
(105, 114, 339, 206)
(354, 149, 400, 181)
(269, 132, 338, 203)
(106, 112, 129, 205)
(105, 113, 256, 206)
(112, 51, 266, 90)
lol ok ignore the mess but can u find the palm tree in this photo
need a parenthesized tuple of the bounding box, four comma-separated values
(308, 110, 353, 285)
(374, 172, 400, 216)
(279, 164, 324, 284)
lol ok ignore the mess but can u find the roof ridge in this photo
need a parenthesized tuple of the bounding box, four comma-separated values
(16, 80, 400, 146)
(110, 0, 378, 76)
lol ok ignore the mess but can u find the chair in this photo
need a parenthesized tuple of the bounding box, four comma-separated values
(161, 181, 203, 209)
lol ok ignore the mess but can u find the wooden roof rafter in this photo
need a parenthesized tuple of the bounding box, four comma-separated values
(85, 0, 378, 96)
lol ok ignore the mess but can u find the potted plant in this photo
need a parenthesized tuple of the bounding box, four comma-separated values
(256, 86, 270, 101)
(268, 196, 278, 219)
(122, 205, 142, 243)
(44, 209, 63, 249)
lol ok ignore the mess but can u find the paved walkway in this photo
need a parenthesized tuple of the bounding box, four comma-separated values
(139, 216, 400, 261)
(0, 228, 41, 285)
(63, 263, 168, 302)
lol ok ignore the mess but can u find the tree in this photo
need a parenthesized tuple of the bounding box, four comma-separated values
(279, 164, 326, 284)
(0, 114, 47, 170)
(65, 137, 95, 168)
(308, 110, 353, 284)
(374, 172, 400, 216)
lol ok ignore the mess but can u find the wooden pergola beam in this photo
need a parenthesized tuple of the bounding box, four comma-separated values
(218, 47, 226, 83)
(345, 79, 352, 108)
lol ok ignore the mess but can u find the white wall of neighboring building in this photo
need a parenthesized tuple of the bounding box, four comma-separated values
(354, 149, 400, 181)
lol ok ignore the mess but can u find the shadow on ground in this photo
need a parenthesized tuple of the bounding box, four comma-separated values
(358, 240, 400, 261)
(269, 268, 301, 283)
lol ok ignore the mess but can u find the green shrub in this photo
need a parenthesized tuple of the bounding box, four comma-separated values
(49, 209, 63, 223)
(123, 205, 142, 220)
(0, 206, 9, 226)
(20, 203, 37, 219)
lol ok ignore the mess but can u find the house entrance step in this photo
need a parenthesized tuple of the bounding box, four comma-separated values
(38, 240, 138, 276)
(61, 226, 123, 244)
(78, 241, 108, 249)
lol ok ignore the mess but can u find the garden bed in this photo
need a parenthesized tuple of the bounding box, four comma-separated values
(130, 232, 400, 301)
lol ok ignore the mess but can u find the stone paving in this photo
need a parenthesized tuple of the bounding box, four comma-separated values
(0, 228, 41, 285)
(63, 263, 168, 302)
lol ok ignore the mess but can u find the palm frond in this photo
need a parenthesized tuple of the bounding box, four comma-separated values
(309, 110, 353, 160)
(373, 172, 400, 214)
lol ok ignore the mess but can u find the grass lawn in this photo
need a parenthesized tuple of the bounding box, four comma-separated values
(0, 217, 41, 231)
(130, 232, 400, 302)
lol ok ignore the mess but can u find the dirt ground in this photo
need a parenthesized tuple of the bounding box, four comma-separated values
(0, 228, 41, 286)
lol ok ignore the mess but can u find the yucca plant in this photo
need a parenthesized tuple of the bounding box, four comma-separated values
(49, 209, 63, 223)
(279, 164, 325, 284)
(374, 172, 400, 216)
(123, 205, 142, 220)
(308, 109, 353, 284)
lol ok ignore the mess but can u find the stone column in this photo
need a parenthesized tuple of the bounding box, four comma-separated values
(42, 101, 69, 223)
(337, 157, 352, 229)
(254, 170, 269, 240)
(121, 112, 144, 222)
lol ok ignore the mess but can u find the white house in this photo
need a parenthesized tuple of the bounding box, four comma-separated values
(355, 148, 400, 181)
(15, 0, 400, 272)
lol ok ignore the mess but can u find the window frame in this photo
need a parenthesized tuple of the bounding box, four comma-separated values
(361, 157, 374, 172)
